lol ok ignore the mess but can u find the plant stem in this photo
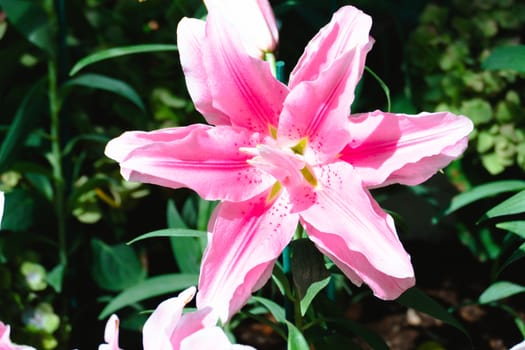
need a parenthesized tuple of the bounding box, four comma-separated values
(48, 60, 67, 267)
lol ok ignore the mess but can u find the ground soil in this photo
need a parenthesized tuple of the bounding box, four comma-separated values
(235, 239, 525, 350)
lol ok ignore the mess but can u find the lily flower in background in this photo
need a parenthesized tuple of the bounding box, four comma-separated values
(203, 0, 278, 57)
(511, 340, 525, 350)
(105, 4, 473, 323)
(98, 315, 121, 350)
(0, 321, 36, 350)
(142, 287, 255, 350)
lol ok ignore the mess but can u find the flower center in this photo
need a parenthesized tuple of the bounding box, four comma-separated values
(240, 137, 318, 190)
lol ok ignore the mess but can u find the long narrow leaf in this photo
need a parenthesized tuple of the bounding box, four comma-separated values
(69, 44, 178, 76)
(63, 73, 145, 111)
(251, 296, 286, 323)
(0, 79, 46, 172)
(446, 180, 525, 215)
(286, 321, 309, 350)
(483, 190, 525, 221)
(496, 221, 525, 239)
(479, 281, 525, 304)
(128, 228, 207, 245)
(98, 273, 198, 319)
(397, 287, 469, 339)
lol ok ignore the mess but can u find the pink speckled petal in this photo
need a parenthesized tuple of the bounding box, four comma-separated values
(105, 124, 273, 202)
(279, 6, 373, 158)
(197, 190, 298, 322)
(300, 161, 415, 300)
(340, 111, 473, 188)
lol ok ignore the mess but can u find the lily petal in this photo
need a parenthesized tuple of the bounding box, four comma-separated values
(288, 6, 372, 91)
(279, 6, 373, 157)
(143, 287, 212, 350)
(0, 322, 36, 350)
(99, 315, 121, 350)
(181, 327, 256, 350)
(105, 124, 273, 202)
(197, 191, 298, 322)
(204, 0, 278, 57)
(177, 18, 231, 126)
(341, 111, 473, 188)
(203, 12, 288, 134)
(300, 162, 415, 300)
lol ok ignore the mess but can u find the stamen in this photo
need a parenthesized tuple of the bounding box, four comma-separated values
(269, 125, 278, 139)
(267, 181, 282, 203)
(291, 137, 308, 155)
(300, 166, 318, 188)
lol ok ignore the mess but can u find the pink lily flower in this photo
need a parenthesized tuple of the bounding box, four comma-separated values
(98, 315, 121, 350)
(203, 0, 278, 57)
(0, 321, 36, 350)
(142, 286, 255, 350)
(105, 5, 473, 323)
(511, 340, 525, 350)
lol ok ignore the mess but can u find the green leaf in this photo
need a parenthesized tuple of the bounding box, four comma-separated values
(46, 264, 65, 293)
(300, 277, 331, 316)
(498, 242, 525, 275)
(251, 296, 286, 323)
(479, 281, 525, 304)
(290, 239, 330, 300)
(328, 319, 389, 350)
(1, 189, 35, 232)
(0, 0, 52, 53)
(271, 262, 293, 299)
(446, 180, 525, 215)
(286, 321, 309, 350)
(483, 190, 525, 221)
(496, 221, 525, 239)
(63, 73, 145, 111)
(167, 200, 202, 274)
(482, 45, 525, 73)
(98, 273, 198, 319)
(69, 44, 178, 76)
(0, 79, 46, 173)
(128, 228, 207, 245)
(90, 238, 146, 292)
(365, 66, 391, 112)
(397, 287, 469, 338)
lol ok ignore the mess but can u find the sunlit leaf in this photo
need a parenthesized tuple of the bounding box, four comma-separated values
(128, 228, 207, 245)
(397, 287, 469, 339)
(482, 45, 525, 72)
(498, 242, 525, 275)
(496, 221, 525, 239)
(90, 238, 146, 292)
(479, 281, 525, 304)
(483, 190, 525, 221)
(286, 321, 309, 350)
(251, 296, 286, 323)
(446, 180, 525, 214)
(63, 73, 145, 111)
(69, 44, 178, 76)
(300, 277, 330, 316)
(98, 273, 198, 319)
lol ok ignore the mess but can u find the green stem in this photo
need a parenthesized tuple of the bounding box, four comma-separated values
(293, 290, 303, 330)
(48, 61, 67, 267)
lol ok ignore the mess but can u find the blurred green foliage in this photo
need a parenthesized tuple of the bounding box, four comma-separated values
(406, 0, 525, 175)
